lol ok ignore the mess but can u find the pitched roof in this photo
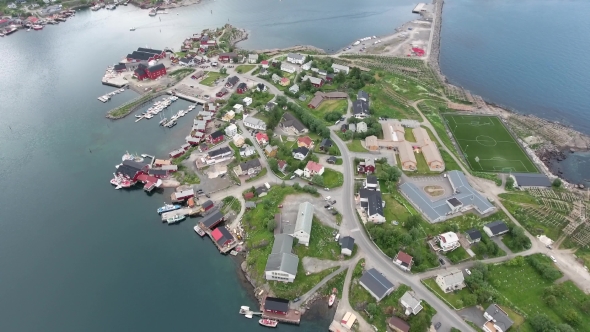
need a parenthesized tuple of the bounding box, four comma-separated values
(287, 53, 306, 61)
(202, 200, 214, 209)
(281, 113, 306, 132)
(305, 160, 324, 173)
(359, 189, 384, 217)
(302, 75, 323, 85)
(137, 47, 163, 55)
(264, 234, 299, 275)
(128, 51, 154, 61)
(293, 146, 310, 156)
(320, 138, 333, 148)
(331, 63, 349, 72)
(511, 173, 550, 187)
(388, 317, 410, 332)
(122, 159, 147, 170)
(466, 229, 482, 241)
(255, 132, 269, 142)
(210, 130, 224, 139)
(212, 226, 233, 245)
(400, 291, 421, 309)
(199, 210, 224, 228)
(366, 174, 378, 185)
(358, 90, 369, 101)
(237, 82, 247, 90)
(278, 160, 287, 170)
(395, 251, 413, 266)
(297, 136, 313, 147)
(340, 236, 355, 250)
(438, 269, 464, 286)
(208, 146, 232, 157)
(239, 158, 261, 171)
(244, 116, 266, 128)
(360, 268, 394, 298)
(485, 220, 509, 235)
(227, 76, 239, 85)
(245, 201, 257, 209)
(353, 99, 369, 115)
(294, 202, 313, 234)
(484, 304, 514, 331)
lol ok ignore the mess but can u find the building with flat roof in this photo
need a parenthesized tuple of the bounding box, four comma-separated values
(509, 173, 551, 189)
(399, 170, 496, 223)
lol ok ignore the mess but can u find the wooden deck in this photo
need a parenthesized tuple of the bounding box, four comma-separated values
(260, 310, 301, 325)
(160, 207, 201, 221)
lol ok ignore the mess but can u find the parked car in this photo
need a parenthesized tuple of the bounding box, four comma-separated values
(434, 322, 441, 330)
(439, 258, 445, 265)
(550, 255, 557, 263)
(293, 297, 300, 303)
(325, 196, 331, 201)
(331, 200, 336, 205)
(290, 175, 296, 180)
(331, 210, 338, 215)
(465, 269, 471, 275)
(334, 233, 340, 242)
(205, 194, 211, 198)
(324, 204, 331, 208)
(324, 188, 330, 191)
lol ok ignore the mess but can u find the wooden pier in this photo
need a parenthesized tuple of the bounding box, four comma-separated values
(160, 207, 202, 221)
(167, 91, 206, 105)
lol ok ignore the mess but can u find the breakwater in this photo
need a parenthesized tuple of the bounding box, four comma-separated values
(106, 91, 167, 119)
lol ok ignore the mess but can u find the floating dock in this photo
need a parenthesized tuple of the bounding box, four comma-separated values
(167, 91, 207, 105)
(160, 207, 201, 221)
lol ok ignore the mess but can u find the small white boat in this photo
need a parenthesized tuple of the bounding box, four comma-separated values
(130, 27, 136, 31)
(328, 294, 336, 307)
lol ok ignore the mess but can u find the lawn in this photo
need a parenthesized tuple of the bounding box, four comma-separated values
(422, 278, 471, 309)
(404, 127, 417, 142)
(235, 65, 256, 73)
(445, 246, 470, 263)
(382, 193, 416, 224)
(293, 218, 342, 260)
(322, 168, 344, 188)
(309, 99, 347, 125)
(221, 196, 241, 214)
(200, 71, 228, 87)
(270, 265, 338, 299)
(443, 114, 538, 173)
(346, 140, 367, 152)
(245, 168, 268, 182)
(362, 81, 422, 120)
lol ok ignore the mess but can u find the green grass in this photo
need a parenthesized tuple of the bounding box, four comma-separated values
(200, 71, 228, 87)
(222, 196, 241, 214)
(270, 266, 338, 299)
(322, 168, 344, 188)
(404, 127, 417, 142)
(334, 158, 343, 165)
(168, 68, 194, 78)
(245, 168, 267, 182)
(309, 99, 348, 125)
(235, 65, 256, 73)
(293, 218, 341, 260)
(346, 140, 366, 152)
(422, 278, 470, 309)
(321, 268, 347, 296)
(441, 150, 462, 171)
(445, 246, 470, 263)
(443, 114, 538, 173)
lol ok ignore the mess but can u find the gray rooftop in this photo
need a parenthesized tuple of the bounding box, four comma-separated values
(399, 170, 495, 222)
(264, 234, 299, 275)
(511, 172, 550, 187)
(359, 268, 394, 299)
(287, 53, 306, 61)
(400, 291, 421, 309)
(243, 116, 266, 127)
(485, 304, 514, 331)
(360, 189, 384, 217)
(438, 269, 464, 286)
(340, 236, 355, 250)
(484, 220, 509, 235)
(294, 202, 313, 234)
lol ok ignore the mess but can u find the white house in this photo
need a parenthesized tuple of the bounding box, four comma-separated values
(331, 63, 350, 74)
(248, 54, 258, 64)
(400, 291, 423, 315)
(435, 269, 465, 293)
(359, 189, 386, 223)
(302, 61, 312, 71)
(289, 84, 299, 94)
(339, 236, 355, 256)
(363, 175, 379, 190)
(239, 144, 256, 158)
(292, 147, 310, 161)
(225, 124, 238, 138)
(483, 221, 509, 237)
(243, 97, 253, 106)
(357, 121, 368, 133)
(271, 74, 281, 83)
(232, 133, 245, 147)
(438, 232, 460, 252)
(233, 104, 244, 114)
(287, 202, 313, 246)
(304, 161, 325, 178)
(243, 116, 267, 131)
(287, 53, 306, 65)
(281, 63, 297, 74)
(264, 234, 299, 283)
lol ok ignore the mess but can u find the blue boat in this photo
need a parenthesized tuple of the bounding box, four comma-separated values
(157, 204, 181, 214)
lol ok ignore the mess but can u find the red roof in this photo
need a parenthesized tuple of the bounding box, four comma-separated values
(27, 16, 39, 23)
(0, 19, 9, 24)
(280, 77, 289, 83)
(244, 192, 255, 199)
(261, 60, 269, 65)
(255, 132, 268, 142)
(396, 251, 413, 264)
(211, 228, 223, 241)
(305, 161, 324, 173)
(297, 136, 313, 147)
(412, 48, 425, 56)
(278, 160, 287, 169)
(136, 173, 159, 183)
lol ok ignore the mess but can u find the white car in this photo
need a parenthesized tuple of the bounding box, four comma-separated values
(465, 269, 471, 275)
(325, 196, 331, 201)
(550, 255, 557, 263)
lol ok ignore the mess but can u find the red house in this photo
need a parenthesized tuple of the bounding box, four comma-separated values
(134, 64, 167, 81)
(218, 52, 237, 63)
(208, 130, 224, 144)
(200, 35, 210, 45)
(255, 132, 269, 146)
(169, 148, 185, 158)
(357, 158, 375, 174)
(202, 200, 215, 212)
(412, 48, 425, 57)
(243, 192, 255, 200)
(211, 227, 234, 248)
(236, 83, 248, 94)
(263, 297, 289, 315)
(216, 88, 229, 97)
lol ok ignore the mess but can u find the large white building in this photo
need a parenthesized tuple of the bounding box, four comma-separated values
(264, 234, 299, 283)
(284, 202, 313, 246)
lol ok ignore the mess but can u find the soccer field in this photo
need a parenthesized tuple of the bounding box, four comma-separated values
(443, 114, 538, 173)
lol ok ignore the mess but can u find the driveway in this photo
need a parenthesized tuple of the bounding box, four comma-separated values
(458, 306, 487, 328)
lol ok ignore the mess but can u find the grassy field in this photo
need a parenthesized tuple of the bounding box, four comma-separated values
(309, 99, 347, 124)
(445, 246, 471, 263)
(293, 218, 342, 260)
(200, 71, 228, 86)
(271, 265, 338, 299)
(323, 168, 344, 188)
(443, 114, 537, 173)
(235, 65, 256, 73)
(346, 140, 367, 152)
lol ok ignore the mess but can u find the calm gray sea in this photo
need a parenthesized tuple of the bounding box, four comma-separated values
(0, 1, 417, 331)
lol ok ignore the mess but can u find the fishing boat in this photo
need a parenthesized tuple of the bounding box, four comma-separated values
(328, 294, 336, 307)
(32, 25, 44, 30)
(193, 225, 206, 236)
(148, 9, 157, 16)
(166, 214, 185, 224)
(157, 204, 181, 214)
(259, 319, 278, 328)
(122, 152, 144, 162)
(130, 27, 136, 31)
(159, 118, 168, 126)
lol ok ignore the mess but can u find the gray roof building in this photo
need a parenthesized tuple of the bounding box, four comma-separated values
(353, 100, 369, 117)
(340, 236, 355, 251)
(280, 113, 306, 133)
(264, 234, 299, 281)
(358, 90, 369, 102)
(484, 304, 514, 332)
(359, 189, 385, 221)
(359, 268, 394, 301)
(510, 173, 550, 188)
(484, 220, 509, 237)
(399, 170, 496, 223)
(199, 210, 224, 229)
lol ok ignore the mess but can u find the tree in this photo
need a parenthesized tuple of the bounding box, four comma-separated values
(311, 174, 324, 186)
(543, 294, 557, 306)
(580, 299, 590, 313)
(553, 178, 562, 188)
(220, 67, 227, 74)
(300, 79, 312, 92)
(366, 303, 377, 316)
(462, 294, 478, 306)
(530, 314, 556, 332)
(266, 218, 276, 232)
(556, 324, 576, 332)
(404, 215, 421, 230)
(505, 176, 515, 190)
(378, 163, 402, 182)
(563, 309, 580, 326)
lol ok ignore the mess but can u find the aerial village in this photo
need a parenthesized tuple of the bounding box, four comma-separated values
(95, 5, 590, 331)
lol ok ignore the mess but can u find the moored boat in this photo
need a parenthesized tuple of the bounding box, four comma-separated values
(167, 214, 185, 224)
(259, 319, 278, 328)
(122, 152, 144, 162)
(328, 294, 336, 307)
(193, 225, 206, 236)
(157, 204, 181, 214)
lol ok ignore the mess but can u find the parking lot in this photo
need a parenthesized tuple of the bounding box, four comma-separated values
(278, 194, 339, 232)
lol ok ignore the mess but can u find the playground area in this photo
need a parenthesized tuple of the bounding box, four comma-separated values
(443, 114, 538, 173)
